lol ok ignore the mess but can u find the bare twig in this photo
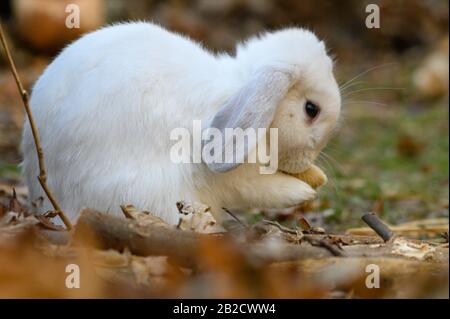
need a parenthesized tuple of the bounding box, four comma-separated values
(222, 207, 247, 228)
(301, 235, 344, 256)
(0, 21, 72, 230)
(362, 212, 394, 242)
(262, 219, 299, 235)
(261, 219, 343, 256)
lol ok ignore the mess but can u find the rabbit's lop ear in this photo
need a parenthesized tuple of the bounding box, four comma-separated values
(203, 67, 294, 172)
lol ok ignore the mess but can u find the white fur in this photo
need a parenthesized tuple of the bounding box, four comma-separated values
(21, 22, 341, 225)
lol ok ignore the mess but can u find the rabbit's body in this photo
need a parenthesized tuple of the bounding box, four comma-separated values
(22, 22, 341, 225)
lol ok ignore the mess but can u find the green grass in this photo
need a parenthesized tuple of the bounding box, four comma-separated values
(0, 160, 20, 180)
(318, 102, 449, 230)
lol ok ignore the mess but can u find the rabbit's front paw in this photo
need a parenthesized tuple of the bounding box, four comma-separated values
(281, 179, 317, 207)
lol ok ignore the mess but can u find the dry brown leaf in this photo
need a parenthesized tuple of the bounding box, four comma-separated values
(0, 183, 28, 198)
(92, 249, 130, 268)
(397, 134, 423, 157)
(130, 256, 169, 285)
(177, 201, 223, 233)
(35, 214, 65, 231)
(8, 189, 27, 216)
(120, 204, 171, 228)
(391, 237, 437, 261)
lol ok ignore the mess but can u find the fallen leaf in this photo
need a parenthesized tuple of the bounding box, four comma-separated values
(120, 204, 171, 228)
(35, 214, 65, 231)
(8, 188, 27, 216)
(177, 201, 223, 233)
(391, 237, 437, 260)
(397, 134, 423, 157)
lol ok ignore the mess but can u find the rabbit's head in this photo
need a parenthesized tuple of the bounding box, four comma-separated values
(204, 28, 341, 173)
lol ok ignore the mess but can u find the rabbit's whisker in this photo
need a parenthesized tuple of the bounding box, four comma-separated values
(343, 100, 390, 107)
(339, 80, 367, 94)
(320, 151, 343, 173)
(342, 87, 404, 98)
(338, 62, 397, 91)
(317, 154, 341, 201)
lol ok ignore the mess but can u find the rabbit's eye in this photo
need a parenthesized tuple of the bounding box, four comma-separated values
(304, 101, 320, 120)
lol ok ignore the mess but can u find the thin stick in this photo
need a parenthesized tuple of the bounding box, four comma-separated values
(362, 212, 394, 242)
(262, 219, 298, 235)
(0, 22, 72, 230)
(222, 207, 247, 228)
(262, 219, 343, 256)
(301, 235, 343, 257)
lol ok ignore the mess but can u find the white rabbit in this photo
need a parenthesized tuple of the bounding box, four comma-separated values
(21, 22, 341, 225)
